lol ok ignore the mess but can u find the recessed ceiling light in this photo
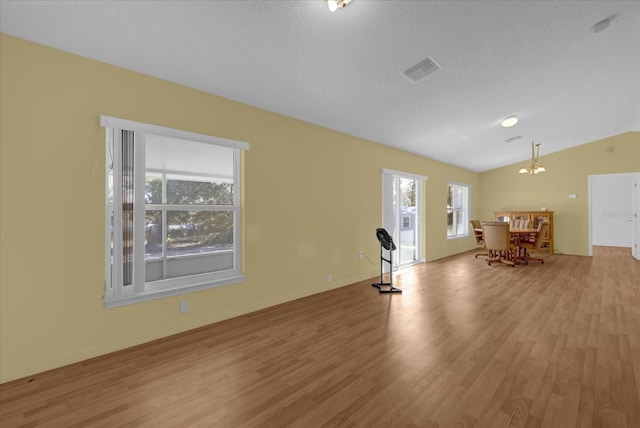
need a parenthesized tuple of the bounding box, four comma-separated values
(501, 115, 518, 128)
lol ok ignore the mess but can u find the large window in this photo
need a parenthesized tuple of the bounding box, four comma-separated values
(102, 116, 248, 307)
(446, 182, 469, 238)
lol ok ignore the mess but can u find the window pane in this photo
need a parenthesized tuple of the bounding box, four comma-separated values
(454, 210, 466, 235)
(166, 179, 233, 205)
(446, 209, 454, 236)
(145, 176, 163, 204)
(145, 210, 163, 259)
(399, 177, 415, 207)
(399, 177, 417, 265)
(446, 183, 469, 238)
(145, 135, 234, 180)
(107, 175, 114, 205)
(166, 211, 233, 257)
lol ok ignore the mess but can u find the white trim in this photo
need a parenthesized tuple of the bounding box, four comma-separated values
(381, 168, 428, 181)
(146, 248, 234, 262)
(634, 174, 640, 260)
(447, 180, 472, 187)
(105, 274, 244, 308)
(146, 168, 233, 180)
(588, 176, 593, 256)
(233, 149, 242, 272)
(111, 129, 124, 297)
(145, 204, 236, 211)
(99, 115, 249, 151)
(133, 134, 146, 293)
(145, 267, 240, 292)
(105, 130, 113, 297)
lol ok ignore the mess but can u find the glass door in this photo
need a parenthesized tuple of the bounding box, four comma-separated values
(382, 170, 425, 270)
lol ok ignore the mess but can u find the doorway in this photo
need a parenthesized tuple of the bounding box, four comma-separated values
(381, 169, 427, 270)
(588, 172, 639, 259)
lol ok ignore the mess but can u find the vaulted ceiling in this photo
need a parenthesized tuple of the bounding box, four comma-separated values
(1, 0, 639, 172)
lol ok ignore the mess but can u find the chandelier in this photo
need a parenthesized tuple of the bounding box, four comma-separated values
(518, 141, 546, 174)
(327, 0, 351, 12)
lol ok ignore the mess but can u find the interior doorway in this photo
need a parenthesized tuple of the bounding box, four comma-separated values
(588, 172, 639, 259)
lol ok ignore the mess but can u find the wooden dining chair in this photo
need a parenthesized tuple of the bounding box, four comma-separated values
(481, 221, 517, 267)
(519, 221, 549, 264)
(469, 220, 487, 258)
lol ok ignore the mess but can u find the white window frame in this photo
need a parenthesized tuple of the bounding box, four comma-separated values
(446, 182, 470, 239)
(101, 115, 248, 307)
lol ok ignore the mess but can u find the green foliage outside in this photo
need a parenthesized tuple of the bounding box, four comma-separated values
(144, 178, 234, 256)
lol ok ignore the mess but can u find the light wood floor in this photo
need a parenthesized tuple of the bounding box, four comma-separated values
(1, 246, 639, 427)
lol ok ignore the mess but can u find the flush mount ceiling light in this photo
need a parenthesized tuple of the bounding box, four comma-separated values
(327, 0, 351, 12)
(518, 141, 546, 175)
(501, 115, 518, 128)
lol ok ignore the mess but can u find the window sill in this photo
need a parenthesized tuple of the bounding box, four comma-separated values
(104, 274, 244, 308)
(447, 235, 470, 240)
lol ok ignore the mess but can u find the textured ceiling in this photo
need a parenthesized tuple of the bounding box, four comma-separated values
(1, 0, 639, 172)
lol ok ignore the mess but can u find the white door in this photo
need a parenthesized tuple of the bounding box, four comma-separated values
(589, 173, 636, 254)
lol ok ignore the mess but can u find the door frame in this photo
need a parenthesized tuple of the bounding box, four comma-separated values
(587, 172, 640, 258)
(381, 168, 428, 270)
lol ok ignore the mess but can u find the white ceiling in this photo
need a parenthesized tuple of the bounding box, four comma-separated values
(1, 0, 639, 172)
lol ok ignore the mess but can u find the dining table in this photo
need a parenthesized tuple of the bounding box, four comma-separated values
(475, 227, 538, 264)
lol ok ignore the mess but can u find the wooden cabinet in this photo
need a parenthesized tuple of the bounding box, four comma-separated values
(493, 210, 554, 253)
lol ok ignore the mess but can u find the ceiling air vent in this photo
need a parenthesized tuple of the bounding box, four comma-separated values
(403, 56, 440, 82)
(505, 135, 523, 143)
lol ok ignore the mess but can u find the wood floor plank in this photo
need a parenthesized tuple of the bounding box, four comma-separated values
(1, 246, 639, 427)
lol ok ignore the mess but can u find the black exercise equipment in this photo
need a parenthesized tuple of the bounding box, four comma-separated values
(372, 227, 401, 293)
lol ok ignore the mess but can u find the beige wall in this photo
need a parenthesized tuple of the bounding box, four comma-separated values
(0, 34, 481, 383)
(479, 132, 639, 256)
(2, 34, 637, 383)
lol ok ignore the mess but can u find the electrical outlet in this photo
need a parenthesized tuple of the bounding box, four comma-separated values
(180, 300, 189, 313)
(359, 251, 365, 259)
(328, 274, 333, 284)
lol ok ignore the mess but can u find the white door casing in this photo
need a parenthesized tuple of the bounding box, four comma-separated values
(588, 172, 639, 257)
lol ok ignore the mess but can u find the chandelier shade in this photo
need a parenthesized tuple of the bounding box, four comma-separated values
(518, 141, 546, 174)
(326, 0, 351, 12)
